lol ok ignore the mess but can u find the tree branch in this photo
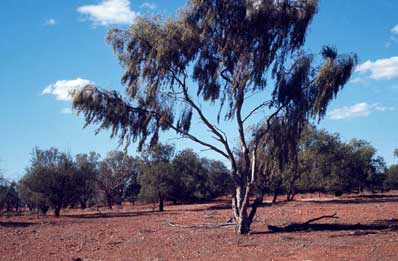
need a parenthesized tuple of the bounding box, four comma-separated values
(243, 101, 272, 123)
(167, 66, 238, 173)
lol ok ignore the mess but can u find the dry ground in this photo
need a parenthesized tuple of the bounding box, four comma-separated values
(1, 193, 398, 261)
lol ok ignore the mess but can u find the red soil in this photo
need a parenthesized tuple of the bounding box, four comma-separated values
(1, 193, 398, 260)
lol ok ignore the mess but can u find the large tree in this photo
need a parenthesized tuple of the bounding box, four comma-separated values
(73, 0, 356, 234)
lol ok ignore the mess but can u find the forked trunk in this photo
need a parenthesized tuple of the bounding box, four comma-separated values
(235, 213, 251, 234)
(287, 191, 296, 201)
(231, 148, 260, 235)
(232, 185, 255, 235)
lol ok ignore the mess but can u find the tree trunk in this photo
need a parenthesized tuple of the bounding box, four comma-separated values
(272, 191, 278, 203)
(291, 192, 297, 201)
(231, 148, 259, 234)
(54, 207, 61, 217)
(235, 213, 251, 234)
(15, 199, 19, 212)
(106, 194, 113, 209)
(232, 185, 254, 235)
(80, 200, 87, 210)
(159, 194, 164, 212)
(287, 191, 296, 201)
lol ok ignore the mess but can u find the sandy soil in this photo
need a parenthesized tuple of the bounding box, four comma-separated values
(1, 193, 398, 261)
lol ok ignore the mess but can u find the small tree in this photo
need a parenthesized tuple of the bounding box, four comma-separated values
(384, 165, 398, 190)
(0, 176, 9, 213)
(138, 143, 175, 212)
(73, 0, 356, 234)
(72, 152, 100, 209)
(124, 170, 141, 205)
(22, 148, 75, 216)
(202, 158, 233, 199)
(17, 176, 49, 214)
(4, 182, 19, 212)
(97, 151, 137, 209)
(170, 149, 209, 203)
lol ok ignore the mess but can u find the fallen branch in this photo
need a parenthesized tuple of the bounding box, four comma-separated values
(268, 214, 398, 233)
(167, 221, 235, 229)
(303, 213, 338, 224)
(268, 213, 338, 232)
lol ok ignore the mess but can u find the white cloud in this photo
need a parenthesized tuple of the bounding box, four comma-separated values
(329, 102, 393, 120)
(42, 78, 93, 101)
(349, 77, 366, 85)
(140, 2, 156, 10)
(391, 24, 398, 35)
(386, 24, 398, 48)
(61, 108, 73, 114)
(77, 0, 138, 26)
(46, 19, 56, 26)
(355, 57, 398, 80)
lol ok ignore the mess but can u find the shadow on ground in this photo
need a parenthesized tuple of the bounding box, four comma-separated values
(0, 221, 39, 228)
(252, 219, 398, 235)
(64, 210, 179, 219)
(305, 195, 398, 205)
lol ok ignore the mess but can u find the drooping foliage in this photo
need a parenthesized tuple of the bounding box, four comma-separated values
(73, 0, 356, 153)
(72, 0, 357, 234)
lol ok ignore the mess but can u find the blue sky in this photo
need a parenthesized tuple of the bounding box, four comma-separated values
(0, 0, 397, 180)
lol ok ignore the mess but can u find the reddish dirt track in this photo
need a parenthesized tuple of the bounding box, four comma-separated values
(1, 193, 398, 261)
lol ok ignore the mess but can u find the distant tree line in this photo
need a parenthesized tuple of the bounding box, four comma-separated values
(0, 145, 232, 216)
(253, 123, 396, 202)
(1, 126, 398, 216)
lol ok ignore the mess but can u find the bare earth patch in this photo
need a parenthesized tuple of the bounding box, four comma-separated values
(1, 194, 398, 260)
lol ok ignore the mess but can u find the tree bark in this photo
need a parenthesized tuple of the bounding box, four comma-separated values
(235, 213, 251, 234)
(159, 193, 164, 212)
(232, 182, 254, 234)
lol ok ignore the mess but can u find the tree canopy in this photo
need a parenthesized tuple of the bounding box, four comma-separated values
(72, 0, 357, 234)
